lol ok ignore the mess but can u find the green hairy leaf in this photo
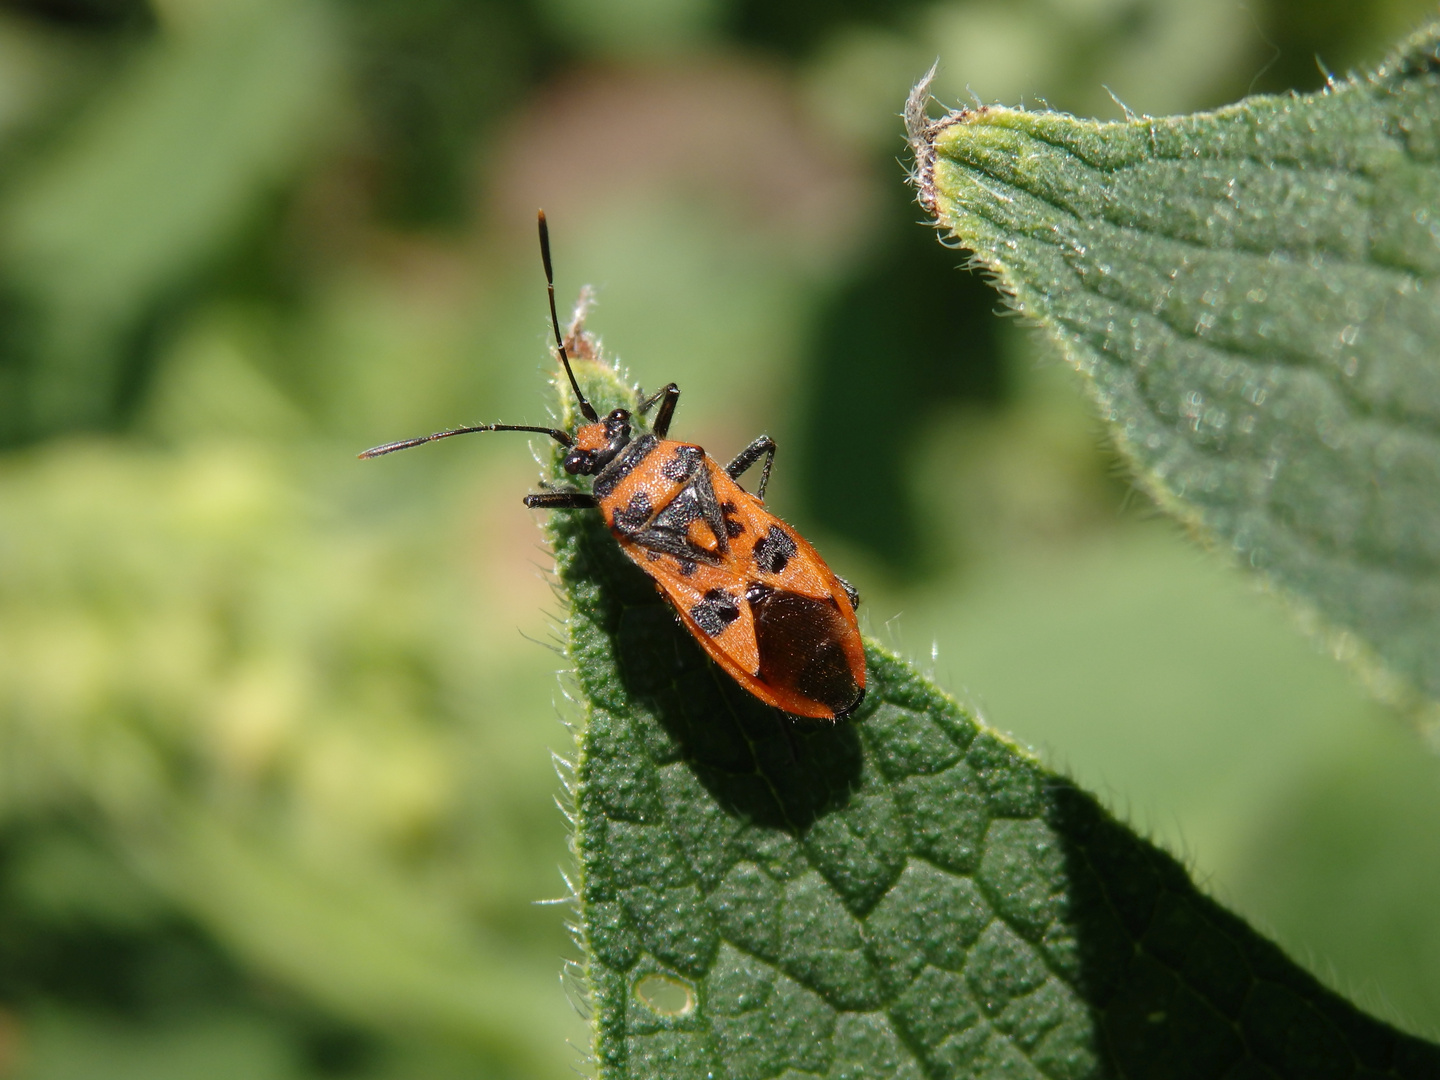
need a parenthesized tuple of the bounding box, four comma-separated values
(550, 355, 1440, 1079)
(907, 24, 1440, 737)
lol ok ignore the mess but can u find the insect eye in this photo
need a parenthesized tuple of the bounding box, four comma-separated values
(563, 449, 590, 474)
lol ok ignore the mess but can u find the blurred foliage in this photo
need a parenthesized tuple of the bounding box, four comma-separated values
(0, 0, 1438, 1076)
(347, 0, 544, 226)
(794, 185, 1005, 575)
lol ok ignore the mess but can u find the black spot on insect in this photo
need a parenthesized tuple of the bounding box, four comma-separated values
(593, 435, 657, 499)
(753, 524, 797, 575)
(721, 503, 744, 539)
(647, 470, 729, 557)
(612, 491, 652, 534)
(662, 445, 704, 482)
(677, 557, 697, 576)
(691, 588, 740, 636)
(652, 486, 704, 531)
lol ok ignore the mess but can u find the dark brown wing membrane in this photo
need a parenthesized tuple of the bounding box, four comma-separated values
(747, 584, 864, 717)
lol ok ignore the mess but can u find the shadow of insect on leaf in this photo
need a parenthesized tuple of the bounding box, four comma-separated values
(570, 512, 864, 834)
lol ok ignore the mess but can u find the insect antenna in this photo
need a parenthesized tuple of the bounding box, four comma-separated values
(538, 210, 599, 423)
(358, 423, 573, 459)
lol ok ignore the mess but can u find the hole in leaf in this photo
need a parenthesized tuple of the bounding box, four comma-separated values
(634, 972, 695, 1016)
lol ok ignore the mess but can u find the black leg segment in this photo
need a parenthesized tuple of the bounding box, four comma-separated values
(524, 490, 599, 510)
(638, 383, 681, 438)
(725, 436, 777, 499)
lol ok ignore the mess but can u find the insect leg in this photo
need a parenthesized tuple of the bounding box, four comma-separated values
(836, 575, 861, 609)
(724, 436, 777, 499)
(637, 383, 681, 437)
(524, 490, 599, 510)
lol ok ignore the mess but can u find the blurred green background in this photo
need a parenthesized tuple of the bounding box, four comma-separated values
(1, 0, 1439, 1075)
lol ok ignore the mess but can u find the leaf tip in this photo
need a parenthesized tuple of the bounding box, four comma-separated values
(904, 65, 979, 219)
(904, 64, 941, 213)
(904, 62, 938, 143)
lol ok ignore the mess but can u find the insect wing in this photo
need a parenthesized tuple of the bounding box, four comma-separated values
(720, 473, 864, 717)
(661, 566, 763, 687)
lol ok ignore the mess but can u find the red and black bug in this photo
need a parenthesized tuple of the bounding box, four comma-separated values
(361, 212, 866, 720)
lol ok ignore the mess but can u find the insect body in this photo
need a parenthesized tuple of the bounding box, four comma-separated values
(553, 399, 866, 720)
(362, 212, 865, 721)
